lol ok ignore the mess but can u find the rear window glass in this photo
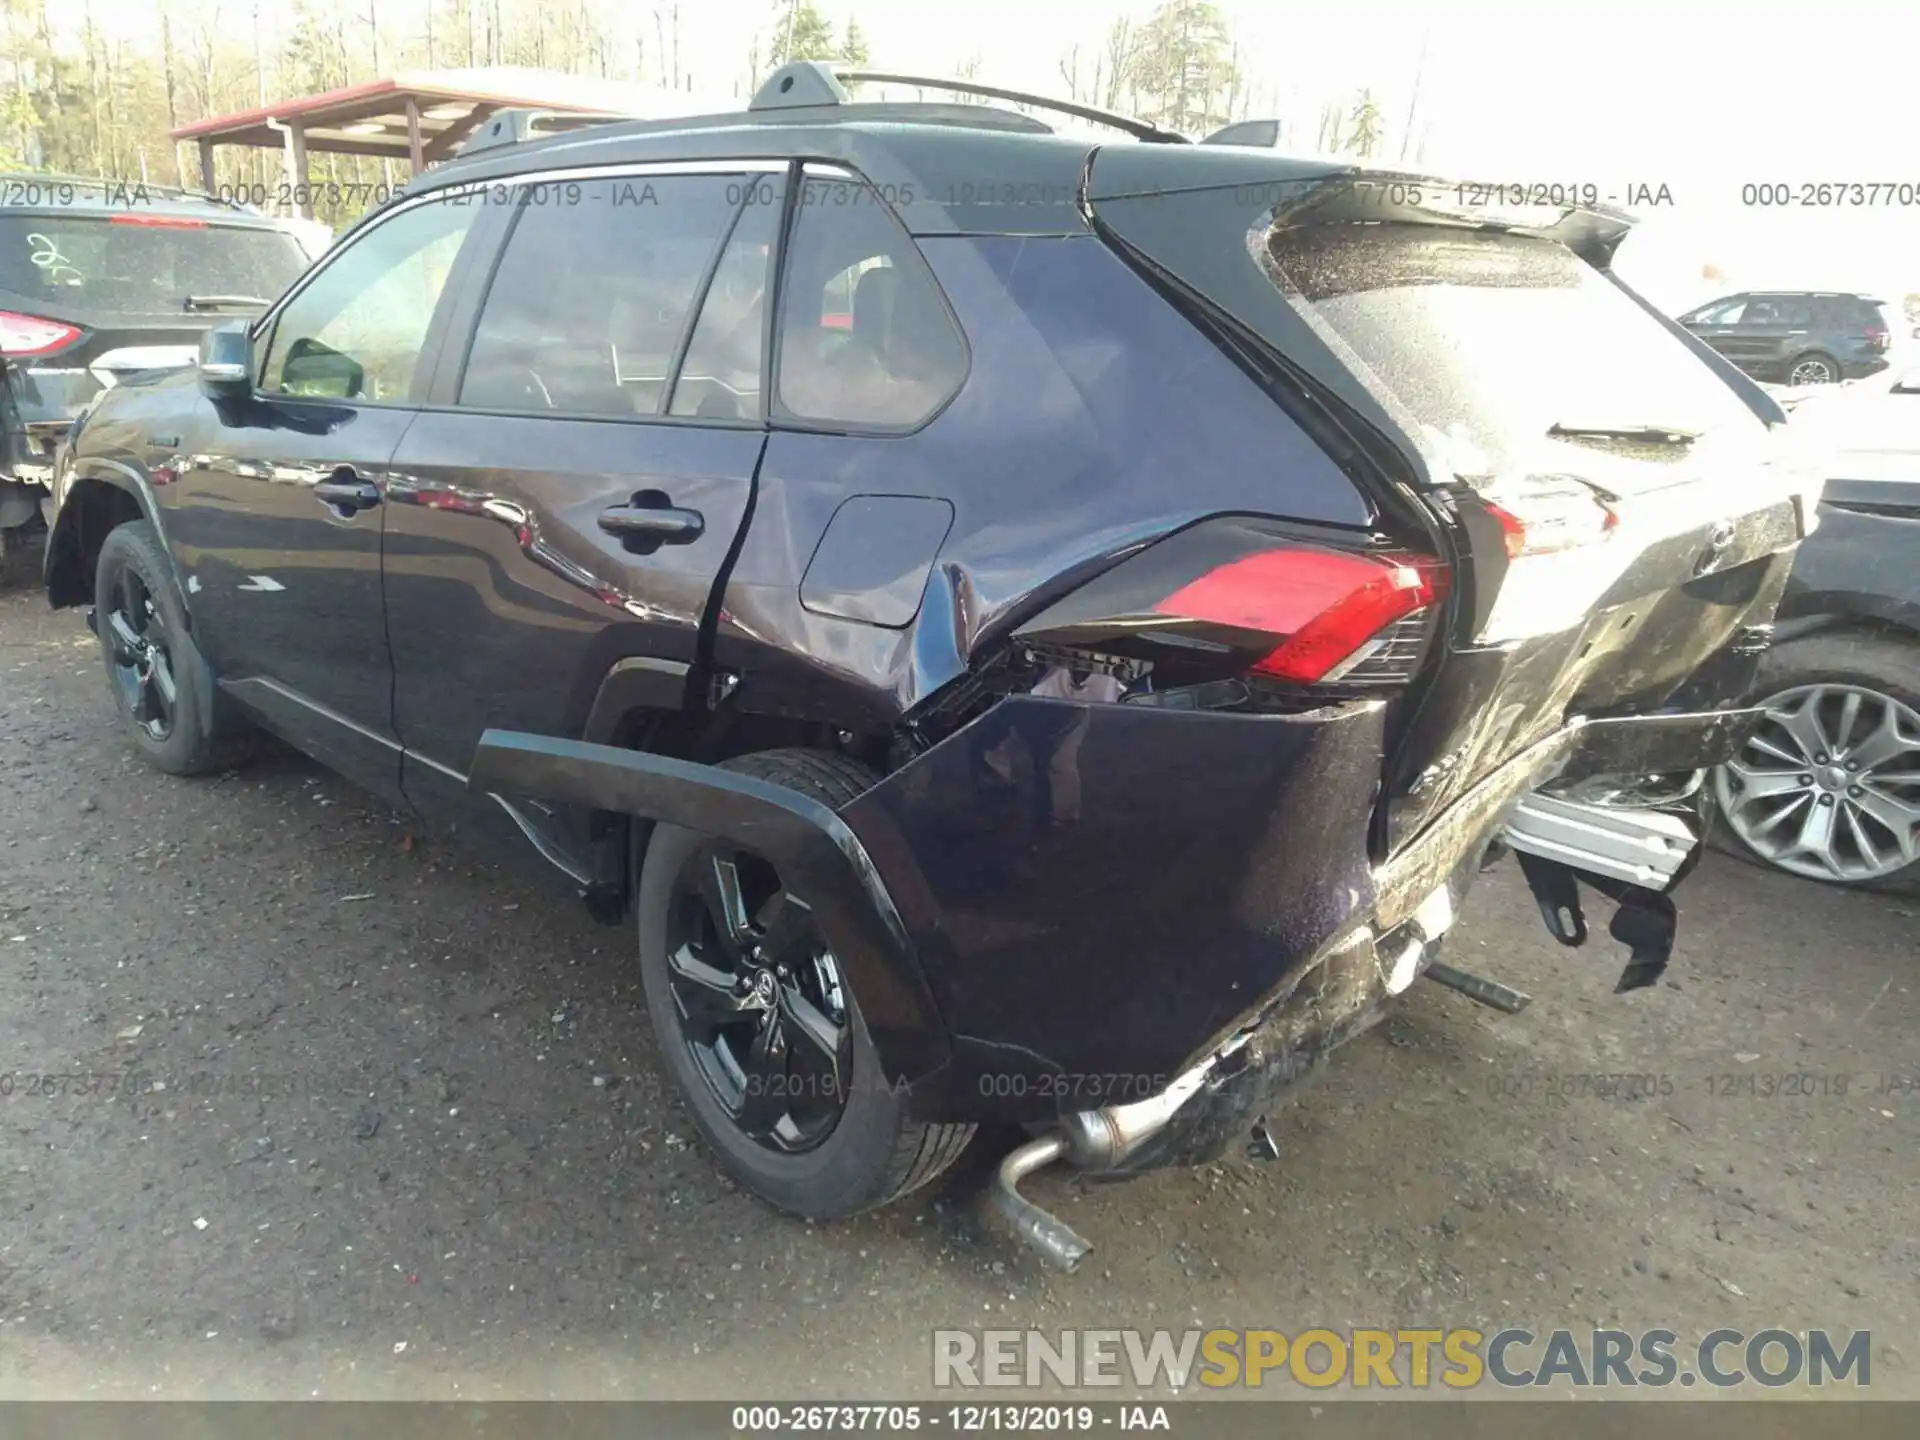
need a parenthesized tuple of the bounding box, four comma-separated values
(0, 216, 309, 313)
(1261, 222, 1768, 483)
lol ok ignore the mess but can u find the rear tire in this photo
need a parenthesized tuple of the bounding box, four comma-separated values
(635, 747, 974, 1218)
(1786, 351, 1841, 386)
(1710, 631, 1920, 891)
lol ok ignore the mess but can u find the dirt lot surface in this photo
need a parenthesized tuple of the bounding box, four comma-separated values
(1, 573, 1915, 1402)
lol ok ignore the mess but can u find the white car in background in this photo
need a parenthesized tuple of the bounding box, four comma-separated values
(283, 216, 336, 262)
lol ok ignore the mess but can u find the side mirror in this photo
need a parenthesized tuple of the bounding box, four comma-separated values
(197, 322, 251, 399)
(279, 336, 364, 400)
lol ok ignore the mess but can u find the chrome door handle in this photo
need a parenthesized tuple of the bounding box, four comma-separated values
(314, 475, 381, 512)
(597, 504, 704, 544)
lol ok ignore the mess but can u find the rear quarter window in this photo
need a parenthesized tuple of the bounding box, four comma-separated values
(773, 174, 967, 430)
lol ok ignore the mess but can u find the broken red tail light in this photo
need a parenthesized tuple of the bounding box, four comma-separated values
(1481, 483, 1619, 558)
(0, 310, 83, 357)
(109, 214, 207, 229)
(1154, 545, 1447, 684)
(1865, 325, 1889, 350)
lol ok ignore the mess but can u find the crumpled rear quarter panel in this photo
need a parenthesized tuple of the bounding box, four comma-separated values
(838, 694, 1387, 1116)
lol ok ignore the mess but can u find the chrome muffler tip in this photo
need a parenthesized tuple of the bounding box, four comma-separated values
(990, 1133, 1093, 1272)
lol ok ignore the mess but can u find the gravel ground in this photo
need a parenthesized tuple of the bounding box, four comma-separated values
(1, 572, 1915, 1401)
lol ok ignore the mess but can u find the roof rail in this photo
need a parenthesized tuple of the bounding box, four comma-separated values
(749, 61, 1188, 144)
(458, 107, 638, 158)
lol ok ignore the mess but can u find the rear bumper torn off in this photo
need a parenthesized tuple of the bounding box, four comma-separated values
(467, 696, 1763, 1144)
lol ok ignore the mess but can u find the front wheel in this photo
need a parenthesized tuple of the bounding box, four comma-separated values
(635, 748, 974, 1218)
(94, 521, 251, 776)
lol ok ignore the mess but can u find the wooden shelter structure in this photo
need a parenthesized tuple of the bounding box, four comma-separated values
(171, 67, 726, 218)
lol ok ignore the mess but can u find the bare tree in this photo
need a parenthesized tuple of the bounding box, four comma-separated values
(159, 2, 185, 184)
(1099, 17, 1134, 111)
(1399, 28, 1428, 162)
(1347, 88, 1384, 158)
(1057, 43, 1082, 102)
(1317, 100, 1342, 154)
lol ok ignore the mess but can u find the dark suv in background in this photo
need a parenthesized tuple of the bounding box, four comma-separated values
(1679, 290, 1893, 386)
(0, 176, 314, 559)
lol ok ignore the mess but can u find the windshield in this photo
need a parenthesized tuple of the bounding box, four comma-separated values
(0, 215, 308, 315)
(1261, 222, 1770, 489)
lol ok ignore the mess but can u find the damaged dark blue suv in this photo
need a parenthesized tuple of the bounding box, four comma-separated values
(43, 63, 1818, 1269)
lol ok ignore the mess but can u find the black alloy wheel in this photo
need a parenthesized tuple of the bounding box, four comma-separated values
(661, 841, 855, 1153)
(103, 561, 177, 742)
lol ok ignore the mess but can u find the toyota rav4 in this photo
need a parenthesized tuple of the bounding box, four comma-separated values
(41, 64, 1818, 1268)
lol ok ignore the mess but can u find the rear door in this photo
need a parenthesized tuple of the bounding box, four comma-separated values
(1085, 159, 1811, 846)
(382, 166, 778, 873)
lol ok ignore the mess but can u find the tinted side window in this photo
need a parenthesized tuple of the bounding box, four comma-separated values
(1748, 297, 1812, 327)
(260, 196, 477, 402)
(458, 176, 738, 417)
(668, 193, 781, 421)
(774, 174, 967, 429)
(1695, 297, 1747, 325)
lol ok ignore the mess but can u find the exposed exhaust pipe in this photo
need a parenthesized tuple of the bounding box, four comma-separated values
(989, 1040, 1244, 1270)
(990, 1134, 1092, 1273)
(990, 888, 1465, 1270)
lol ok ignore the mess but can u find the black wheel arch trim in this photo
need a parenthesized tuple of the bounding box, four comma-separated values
(45, 459, 180, 613)
(466, 729, 952, 1085)
(579, 655, 693, 744)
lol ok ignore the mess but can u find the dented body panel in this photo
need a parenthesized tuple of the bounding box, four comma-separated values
(709, 232, 1373, 728)
(46, 80, 1819, 1214)
(469, 678, 1769, 1131)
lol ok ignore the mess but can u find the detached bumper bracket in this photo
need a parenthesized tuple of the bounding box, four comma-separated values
(1515, 849, 1589, 946)
(1514, 849, 1678, 993)
(1601, 882, 1678, 993)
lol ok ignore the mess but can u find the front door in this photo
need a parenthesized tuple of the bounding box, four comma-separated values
(160, 192, 488, 804)
(381, 168, 781, 874)
(1681, 294, 1749, 366)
